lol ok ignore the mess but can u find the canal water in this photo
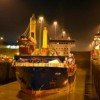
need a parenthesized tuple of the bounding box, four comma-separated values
(0, 52, 98, 100)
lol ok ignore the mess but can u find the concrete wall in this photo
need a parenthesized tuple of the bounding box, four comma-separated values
(92, 62, 100, 99)
(0, 62, 16, 84)
(73, 51, 91, 68)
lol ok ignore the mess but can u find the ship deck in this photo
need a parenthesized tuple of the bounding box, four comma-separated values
(13, 62, 65, 67)
(0, 68, 98, 100)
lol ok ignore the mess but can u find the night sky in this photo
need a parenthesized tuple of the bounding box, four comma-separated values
(0, 0, 100, 51)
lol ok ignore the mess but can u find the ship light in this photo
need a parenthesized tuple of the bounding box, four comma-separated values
(63, 80, 68, 85)
(16, 52, 19, 55)
(92, 41, 94, 46)
(95, 45, 100, 50)
(55, 72, 61, 75)
(94, 37, 97, 41)
(6, 45, 19, 49)
(98, 38, 100, 41)
(48, 59, 60, 63)
(6, 45, 10, 48)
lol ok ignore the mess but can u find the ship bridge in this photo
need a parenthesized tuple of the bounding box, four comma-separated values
(49, 35, 75, 56)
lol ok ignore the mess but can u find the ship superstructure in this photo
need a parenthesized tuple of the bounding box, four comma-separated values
(18, 14, 37, 55)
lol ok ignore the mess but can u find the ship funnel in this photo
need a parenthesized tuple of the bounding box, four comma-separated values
(42, 27, 48, 48)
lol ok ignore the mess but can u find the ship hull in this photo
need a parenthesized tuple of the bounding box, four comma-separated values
(16, 67, 69, 90)
(14, 56, 76, 96)
(15, 67, 76, 96)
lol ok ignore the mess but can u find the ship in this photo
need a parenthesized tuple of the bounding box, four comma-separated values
(91, 31, 100, 60)
(13, 14, 76, 96)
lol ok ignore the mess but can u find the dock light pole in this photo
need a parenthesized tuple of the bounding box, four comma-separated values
(53, 21, 57, 39)
(0, 37, 4, 45)
(39, 16, 44, 49)
(0, 37, 4, 41)
(62, 30, 66, 38)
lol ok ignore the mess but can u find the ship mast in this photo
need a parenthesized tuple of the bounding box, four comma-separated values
(29, 14, 36, 44)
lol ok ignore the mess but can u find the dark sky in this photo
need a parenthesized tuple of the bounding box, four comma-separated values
(0, 0, 100, 51)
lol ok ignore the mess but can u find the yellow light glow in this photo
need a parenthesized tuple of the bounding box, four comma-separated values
(53, 21, 57, 26)
(16, 52, 19, 55)
(63, 80, 68, 85)
(89, 44, 92, 48)
(98, 38, 100, 41)
(92, 41, 94, 46)
(95, 45, 100, 50)
(39, 16, 44, 22)
(62, 30, 66, 36)
(0, 37, 4, 40)
(67, 36, 71, 40)
(94, 37, 97, 40)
